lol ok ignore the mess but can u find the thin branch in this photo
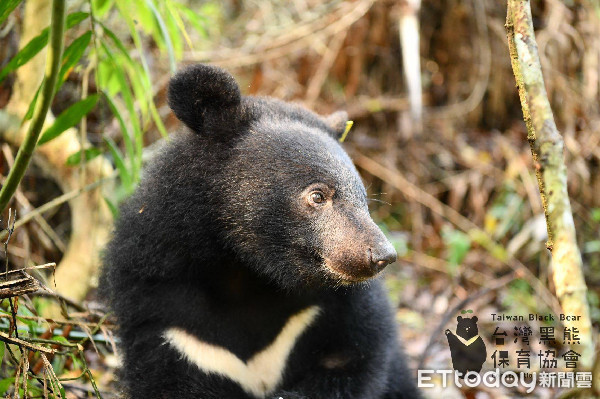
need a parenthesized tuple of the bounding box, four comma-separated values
(506, 0, 594, 369)
(0, 0, 66, 214)
(0, 171, 117, 241)
(0, 331, 55, 354)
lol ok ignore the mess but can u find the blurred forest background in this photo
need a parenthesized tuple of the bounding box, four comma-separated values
(0, 0, 599, 397)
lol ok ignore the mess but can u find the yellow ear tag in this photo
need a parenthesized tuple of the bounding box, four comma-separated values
(339, 120, 354, 143)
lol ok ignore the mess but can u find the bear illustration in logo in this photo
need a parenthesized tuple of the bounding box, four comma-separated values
(445, 315, 487, 379)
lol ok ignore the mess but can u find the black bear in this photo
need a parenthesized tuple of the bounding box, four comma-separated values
(445, 316, 487, 379)
(100, 64, 421, 399)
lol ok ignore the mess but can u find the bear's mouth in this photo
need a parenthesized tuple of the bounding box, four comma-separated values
(321, 257, 374, 284)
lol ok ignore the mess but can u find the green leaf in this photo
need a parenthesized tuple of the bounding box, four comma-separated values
(0, 342, 5, 366)
(161, 0, 183, 57)
(99, 42, 140, 134)
(38, 94, 99, 146)
(592, 208, 600, 223)
(52, 335, 70, 345)
(103, 92, 134, 171)
(130, 0, 155, 31)
(0, 378, 15, 394)
(127, 61, 149, 118)
(65, 11, 90, 28)
(104, 196, 119, 219)
(92, 0, 114, 17)
(99, 22, 133, 64)
(100, 23, 151, 119)
(104, 137, 132, 190)
(144, 0, 176, 72)
(165, 0, 195, 50)
(0, 31, 49, 83)
(150, 101, 168, 139)
(22, 82, 42, 122)
(66, 147, 102, 166)
(0, 0, 22, 25)
(56, 31, 92, 91)
(0, 12, 89, 84)
(173, 3, 209, 38)
(442, 226, 471, 267)
(99, 42, 143, 175)
(97, 57, 120, 96)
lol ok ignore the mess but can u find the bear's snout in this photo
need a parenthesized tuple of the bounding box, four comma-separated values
(368, 243, 397, 274)
(322, 211, 398, 282)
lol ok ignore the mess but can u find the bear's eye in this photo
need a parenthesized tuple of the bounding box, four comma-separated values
(309, 191, 326, 205)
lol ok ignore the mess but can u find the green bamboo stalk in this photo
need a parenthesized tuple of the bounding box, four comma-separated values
(0, 0, 66, 214)
(506, 0, 594, 369)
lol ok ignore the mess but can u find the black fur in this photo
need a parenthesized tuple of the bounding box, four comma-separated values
(100, 64, 421, 399)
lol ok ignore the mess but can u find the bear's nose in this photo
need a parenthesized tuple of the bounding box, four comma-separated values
(369, 244, 397, 273)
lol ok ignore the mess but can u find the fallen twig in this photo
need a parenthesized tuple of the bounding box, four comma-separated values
(0, 331, 55, 354)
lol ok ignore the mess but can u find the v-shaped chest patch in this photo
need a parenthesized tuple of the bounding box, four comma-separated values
(163, 306, 321, 398)
(455, 334, 480, 346)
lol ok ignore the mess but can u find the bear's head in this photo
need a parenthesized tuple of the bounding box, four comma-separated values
(168, 64, 397, 290)
(455, 316, 479, 340)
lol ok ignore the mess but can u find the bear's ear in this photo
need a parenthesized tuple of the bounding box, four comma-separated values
(323, 111, 349, 141)
(168, 64, 242, 136)
(457, 316, 463, 322)
(471, 316, 478, 322)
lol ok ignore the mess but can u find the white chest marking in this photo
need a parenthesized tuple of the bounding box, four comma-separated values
(456, 334, 480, 346)
(163, 306, 320, 398)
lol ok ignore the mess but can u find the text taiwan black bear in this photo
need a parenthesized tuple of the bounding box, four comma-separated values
(101, 64, 421, 399)
(446, 316, 487, 379)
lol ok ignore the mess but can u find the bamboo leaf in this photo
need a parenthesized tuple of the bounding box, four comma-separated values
(56, 31, 92, 91)
(144, 0, 176, 72)
(0, 0, 22, 25)
(99, 23, 150, 118)
(149, 101, 168, 139)
(22, 83, 42, 122)
(103, 196, 119, 219)
(99, 42, 143, 175)
(97, 57, 120, 96)
(65, 147, 102, 166)
(65, 11, 90, 28)
(160, 0, 183, 57)
(99, 42, 139, 133)
(102, 92, 135, 174)
(0, 12, 89, 84)
(105, 137, 132, 190)
(98, 22, 133, 64)
(0, 32, 49, 84)
(126, 61, 149, 119)
(92, 0, 114, 17)
(38, 94, 99, 146)
(173, 3, 209, 38)
(165, 0, 194, 50)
